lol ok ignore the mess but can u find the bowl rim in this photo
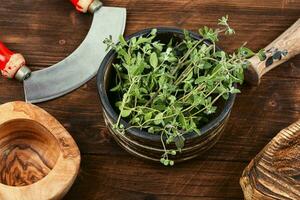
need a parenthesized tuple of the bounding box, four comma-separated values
(0, 101, 80, 199)
(97, 27, 236, 141)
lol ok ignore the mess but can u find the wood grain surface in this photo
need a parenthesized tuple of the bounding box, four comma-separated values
(0, 0, 299, 199)
(240, 120, 300, 199)
(0, 102, 80, 200)
(246, 18, 300, 84)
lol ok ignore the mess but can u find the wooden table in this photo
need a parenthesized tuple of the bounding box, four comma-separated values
(0, 0, 299, 199)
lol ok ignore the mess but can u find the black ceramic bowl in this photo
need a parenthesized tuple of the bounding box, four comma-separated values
(97, 27, 236, 163)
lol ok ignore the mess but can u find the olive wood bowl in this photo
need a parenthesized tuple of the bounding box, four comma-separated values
(97, 28, 235, 163)
(0, 101, 80, 200)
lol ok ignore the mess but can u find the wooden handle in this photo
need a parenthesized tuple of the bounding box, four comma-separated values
(0, 42, 31, 81)
(245, 18, 300, 85)
(70, 0, 102, 13)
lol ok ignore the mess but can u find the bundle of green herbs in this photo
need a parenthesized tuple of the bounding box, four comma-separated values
(104, 16, 256, 166)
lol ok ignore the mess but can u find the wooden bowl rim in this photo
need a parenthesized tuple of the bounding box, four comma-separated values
(0, 101, 80, 199)
(97, 27, 236, 142)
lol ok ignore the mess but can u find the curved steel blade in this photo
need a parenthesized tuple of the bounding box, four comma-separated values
(24, 7, 126, 103)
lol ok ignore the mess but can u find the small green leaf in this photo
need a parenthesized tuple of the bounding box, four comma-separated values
(148, 127, 155, 134)
(168, 96, 176, 104)
(131, 37, 137, 44)
(153, 42, 164, 52)
(183, 82, 192, 92)
(203, 62, 212, 69)
(231, 88, 241, 94)
(199, 26, 218, 42)
(236, 70, 244, 83)
(110, 83, 121, 92)
(144, 112, 152, 121)
(193, 95, 205, 106)
(186, 72, 193, 81)
(132, 117, 140, 123)
(258, 49, 266, 61)
(212, 63, 223, 74)
(118, 49, 131, 64)
(239, 47, 255, 58)
(140, 88, 148, 94)
(119, 35, 127, 46)
(178, 112, 187, 129)
(195, 76, 207, 84)
(121, 109, 132, 118)
(115, 101, 122, 110)
(150, 29, 157, 36)
(154, 113, 164, 125)
(150, 52, 158, 68)
(136, 37, 150, 45)
(217, 85, 227, 93)
(153, 103, 166, 111)
(167, 38, 173, 47)
(174, 136, 185, 150)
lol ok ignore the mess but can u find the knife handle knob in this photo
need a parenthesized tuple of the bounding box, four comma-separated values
(245, 18, 300, 85)
(0, 42, 31, 82)
(70, 0, 102, 13)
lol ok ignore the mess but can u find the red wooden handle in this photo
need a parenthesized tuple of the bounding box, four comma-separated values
(0, 42, 28, 80)
(0, 42, 14, 70)
(70, 0, 102, 13)
(70, 0, 93, 13)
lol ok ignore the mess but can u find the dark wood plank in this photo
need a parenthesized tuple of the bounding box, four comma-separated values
(0, 0, 299, 199)
(64, 155, 244, 200)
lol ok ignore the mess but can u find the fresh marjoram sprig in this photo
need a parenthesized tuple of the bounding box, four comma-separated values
(104, 16, 254, 166)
